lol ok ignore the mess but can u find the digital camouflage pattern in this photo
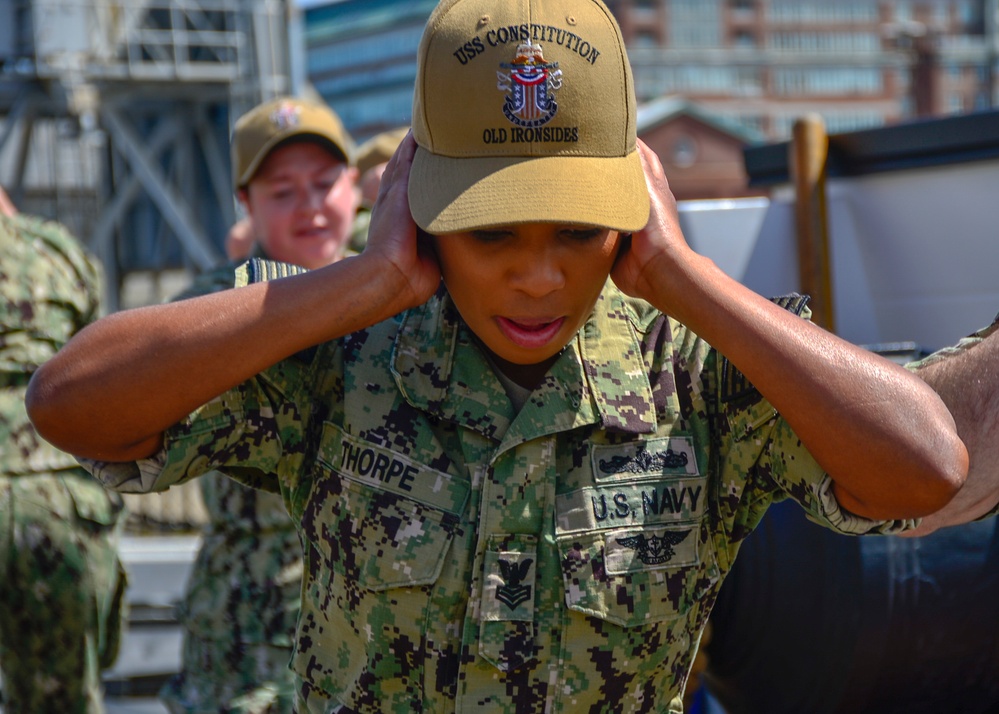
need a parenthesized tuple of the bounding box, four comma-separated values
(85, 261, 915, 713)
(159, 260, 302, 714)
(0, 213, 126, 714)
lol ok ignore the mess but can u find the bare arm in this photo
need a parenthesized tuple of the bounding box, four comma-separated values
(27, 135, 439, 462)
(903, 326, 999, 535)
(611, 141, 967, 519)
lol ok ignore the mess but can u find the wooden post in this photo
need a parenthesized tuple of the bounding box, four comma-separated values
(790, 114, 834, 332)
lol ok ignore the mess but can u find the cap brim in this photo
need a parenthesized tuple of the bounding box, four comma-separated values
(238, 132, 349, 188)
(409, 147, 650, 234)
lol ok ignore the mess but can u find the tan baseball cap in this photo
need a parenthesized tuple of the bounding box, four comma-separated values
(356, 126, 410, 176)
(408, 0, 649, 234)
(232, 97, 355, 189)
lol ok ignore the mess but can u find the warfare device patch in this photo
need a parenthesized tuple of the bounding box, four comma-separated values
(592, 437, 699, 481)
(616, 530, 691, 565)
(605, 527, 699, 573)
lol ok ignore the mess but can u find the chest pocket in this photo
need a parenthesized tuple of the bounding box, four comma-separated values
(293, 423, 470, 704)
(304, 422, 469, 590)
(554, 436, 720, 628)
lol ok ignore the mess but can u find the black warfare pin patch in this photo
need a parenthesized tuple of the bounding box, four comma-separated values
(497, 42, 562, 128)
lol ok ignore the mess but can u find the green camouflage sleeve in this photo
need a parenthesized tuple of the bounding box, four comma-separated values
(907, 313, 999, 371)
(730, 406, 918, 536)
(711, 294, 918, 542)
(83, 350, 316, 495)
(83, 259, 319, 497)
(0, 213, 102, 376)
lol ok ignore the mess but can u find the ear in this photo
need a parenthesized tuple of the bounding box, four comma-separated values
(613, 232, 633, 267)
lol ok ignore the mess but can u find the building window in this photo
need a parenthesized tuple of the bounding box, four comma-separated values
(634, 30, 660, 48)
(647, 64, 743, 93)
(956, 0, 984, 30)
(669, 0, 721, 47)
(307, 25, 424, 75)
(768, 1, 878, 24)
(767, 31, 879, 53)
(632, 0, 659, 22)
(772, 67, 883, 96)
(731, 113, 765, 135)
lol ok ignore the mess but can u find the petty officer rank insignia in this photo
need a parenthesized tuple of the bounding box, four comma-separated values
(481, 541, 538, 671)
(497, 41, 562, 128)
(555, 437, 706, 574)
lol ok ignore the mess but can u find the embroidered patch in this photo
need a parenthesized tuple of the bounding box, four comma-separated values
(497, 41, 562, 128)
(496, 558, 534, 610)
(318, 423, 469, 515)
(591, 437, 699, 482)
(616, 530, 690, 565)
(483, 548, 536, 622)
(605, 527, 700, 574)
(270, 101, 302, 130)
(556, 479, 705, 534)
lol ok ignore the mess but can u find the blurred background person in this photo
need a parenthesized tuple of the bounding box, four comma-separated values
(224, 216, 255, 262)
(0, 186, 15, 218)
(159, 96, 358, 714)
(348, 125, 407, 253)
(0, 187, 127, 713)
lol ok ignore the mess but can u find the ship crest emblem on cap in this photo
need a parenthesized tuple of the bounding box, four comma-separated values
(270, 102, 302, 131)
(497, 42, 563, 129)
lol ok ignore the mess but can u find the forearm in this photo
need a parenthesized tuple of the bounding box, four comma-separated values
(651, 252, 967, 518)
(26, 253, 411, 462)
(905, 327, 999, 534)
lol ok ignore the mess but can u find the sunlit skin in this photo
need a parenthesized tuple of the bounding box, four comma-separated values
(239, 139, 359, 270)
(224, 216, 254, 261)
(433, 223, 621, 388)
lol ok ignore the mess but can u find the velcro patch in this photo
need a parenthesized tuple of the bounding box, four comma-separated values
(590, 436, 699, 482)
(604, 526, 699, 574)
(318, 423, 468, 515)
(556, 478, 705, 534)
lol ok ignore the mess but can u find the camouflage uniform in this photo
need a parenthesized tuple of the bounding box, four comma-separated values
(159, 260, 301, 714)
(86, 261, 915, 714)
(908, 314, 999, 371)
(0, 213, 127, 714)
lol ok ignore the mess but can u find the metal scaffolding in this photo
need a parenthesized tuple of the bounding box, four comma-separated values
(0, 0, 295, 309)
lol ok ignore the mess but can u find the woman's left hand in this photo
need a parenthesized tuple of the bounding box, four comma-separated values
(610, 140, 694, 308)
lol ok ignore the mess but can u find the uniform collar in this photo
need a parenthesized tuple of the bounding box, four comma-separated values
(391, 284, 659, 442)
